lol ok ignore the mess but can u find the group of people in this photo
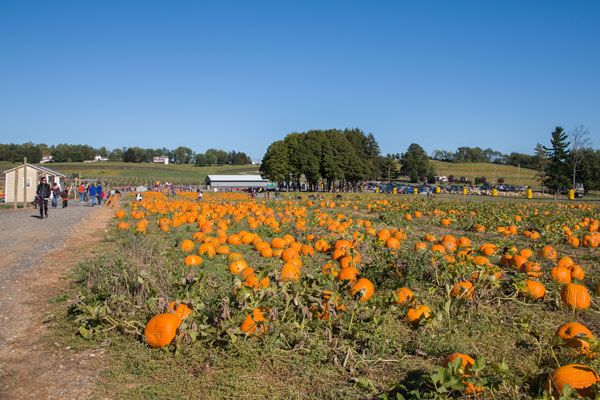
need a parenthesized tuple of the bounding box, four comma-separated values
(34, 177, 109, 220)
(77, 182, 105, 206)
(35, 177, 69, 219)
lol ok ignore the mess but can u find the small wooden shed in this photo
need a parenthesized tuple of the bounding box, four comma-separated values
(3, 164, 66, 203)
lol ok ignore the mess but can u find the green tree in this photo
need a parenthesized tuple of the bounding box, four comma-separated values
(172, 146, 193, 164)
(123, 148, 137, 163)
(205, 149, 218, 165)
(109, 148, 123, 161)
(195, 153, 208, 166)
(400, 143, 431, 183)
(216, 150, 229, 165)
(543, 126, 571, 193)
(578, 148, 600, 194)
(260, 140, 291, 188)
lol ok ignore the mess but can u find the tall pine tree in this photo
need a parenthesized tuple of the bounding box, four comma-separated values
(543, 127, 571, 193)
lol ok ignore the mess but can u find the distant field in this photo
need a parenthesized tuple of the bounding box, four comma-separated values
(431, 160, 539, 187)
(0, 161, 260, 186)
(0, 159, 543, 188)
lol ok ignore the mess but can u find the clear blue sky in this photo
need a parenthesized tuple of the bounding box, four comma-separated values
(1, 1, 598, 161)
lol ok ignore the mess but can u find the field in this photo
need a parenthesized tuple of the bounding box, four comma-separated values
(51, 191, 600, 399)
(0, 161, 260, 188)
(431, 161, 539, 188)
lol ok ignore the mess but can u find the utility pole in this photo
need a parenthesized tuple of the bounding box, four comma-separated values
(13, 167, 18, 209)
(23, 157, 28, 208)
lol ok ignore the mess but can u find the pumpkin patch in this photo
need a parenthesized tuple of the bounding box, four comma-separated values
(68, 190, 600, 398)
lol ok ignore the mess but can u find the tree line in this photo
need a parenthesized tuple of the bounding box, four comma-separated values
(0, 143, 252, 166)
(432, 146, 547, 170)
(542, 126, 599, 194)
(260, 128, 389, 190)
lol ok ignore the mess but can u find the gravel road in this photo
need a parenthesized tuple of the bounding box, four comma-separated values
(0, 200, 113, 399)
(0, 200, 100, 287)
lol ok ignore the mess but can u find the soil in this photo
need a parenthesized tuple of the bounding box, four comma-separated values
(0, 201, 113, 399)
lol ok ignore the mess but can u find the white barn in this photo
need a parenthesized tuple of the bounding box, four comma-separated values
(205, 175, 269, 189)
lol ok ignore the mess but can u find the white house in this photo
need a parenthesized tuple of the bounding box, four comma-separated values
(40, 155, 53, 163)
(153, 156, 169, 165)
(94, 155, 109, 162)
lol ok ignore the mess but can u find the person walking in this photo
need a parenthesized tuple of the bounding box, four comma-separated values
(96, 182, 103, 206)
(89, 183, 96, 207)
(51, 182, 61, 208)
(36, 177, 51, 219)
(61, 188, 69, 208)
(78, 182, 85, 202)
(84, 184, 89, 202)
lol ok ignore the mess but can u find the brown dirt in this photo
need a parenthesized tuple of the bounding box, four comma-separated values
(0, 206, 113, 399)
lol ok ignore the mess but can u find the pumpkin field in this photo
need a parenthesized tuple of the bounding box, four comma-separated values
(60, 191, 600, 399)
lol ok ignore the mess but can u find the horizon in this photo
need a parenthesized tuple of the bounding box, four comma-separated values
(1, 1, 598, 160)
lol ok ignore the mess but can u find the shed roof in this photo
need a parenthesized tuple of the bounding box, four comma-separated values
(3, 164, 66, 177)
(206, 175, 267, 182)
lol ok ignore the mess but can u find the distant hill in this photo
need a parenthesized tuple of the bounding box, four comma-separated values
(0, 161, 260, 186)
(431, 160, 539, 187)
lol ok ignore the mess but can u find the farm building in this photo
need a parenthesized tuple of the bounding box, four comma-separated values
(3, 164, 66, 203)
(205, 175, 269, 189)
(153, 156, 169, 165)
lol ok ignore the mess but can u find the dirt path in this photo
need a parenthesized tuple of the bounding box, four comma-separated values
(0, 201, 114, 399)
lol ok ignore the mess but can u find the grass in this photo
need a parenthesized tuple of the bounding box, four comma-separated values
(431, 160, 540, 188)
(50, 192, 600, 399)
(0, 161, 260, 186)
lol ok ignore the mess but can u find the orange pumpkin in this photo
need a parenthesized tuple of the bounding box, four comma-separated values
(144, 313, 182, 348)
(394, 288, 414, 305)
(555, 322, 594, 353)
(546, 364, 600, 399)
(184, 255, 203, 266)
(241, 308, 268, 336)
(406, 305, 432, 326)
(560, 283, 590, 310)
(350, 278, 374, 302)
(442, 353, 475, 376)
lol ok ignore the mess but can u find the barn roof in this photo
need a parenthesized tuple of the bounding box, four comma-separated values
(3, 164, 66, 177)
(206, 175, 267, 182)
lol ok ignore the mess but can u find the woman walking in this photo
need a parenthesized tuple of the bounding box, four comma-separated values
(36, 177, 51, 219)
(51, 182, 60, 208)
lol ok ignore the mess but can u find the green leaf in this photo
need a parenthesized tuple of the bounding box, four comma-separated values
(79, 326, 92, 339)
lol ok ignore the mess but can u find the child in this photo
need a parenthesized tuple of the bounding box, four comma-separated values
(61, 189, 69, 208)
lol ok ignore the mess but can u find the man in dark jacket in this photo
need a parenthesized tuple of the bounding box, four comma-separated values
(36, 177, 51, 219)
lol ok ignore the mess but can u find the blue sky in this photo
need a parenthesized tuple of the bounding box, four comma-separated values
(1, 1, 598, 161)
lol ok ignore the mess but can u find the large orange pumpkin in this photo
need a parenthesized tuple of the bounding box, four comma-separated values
(546, 364, 600, 398)
(144, 313, 182, 348)
(560, 283, 591, 310)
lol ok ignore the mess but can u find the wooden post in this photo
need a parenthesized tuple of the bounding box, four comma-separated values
(23, 157, 28, 208)
(13, 167, 18, 209)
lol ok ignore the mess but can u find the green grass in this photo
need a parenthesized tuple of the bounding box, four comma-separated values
(0, 161, 260, 186)
(431, 160, 540, 188)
